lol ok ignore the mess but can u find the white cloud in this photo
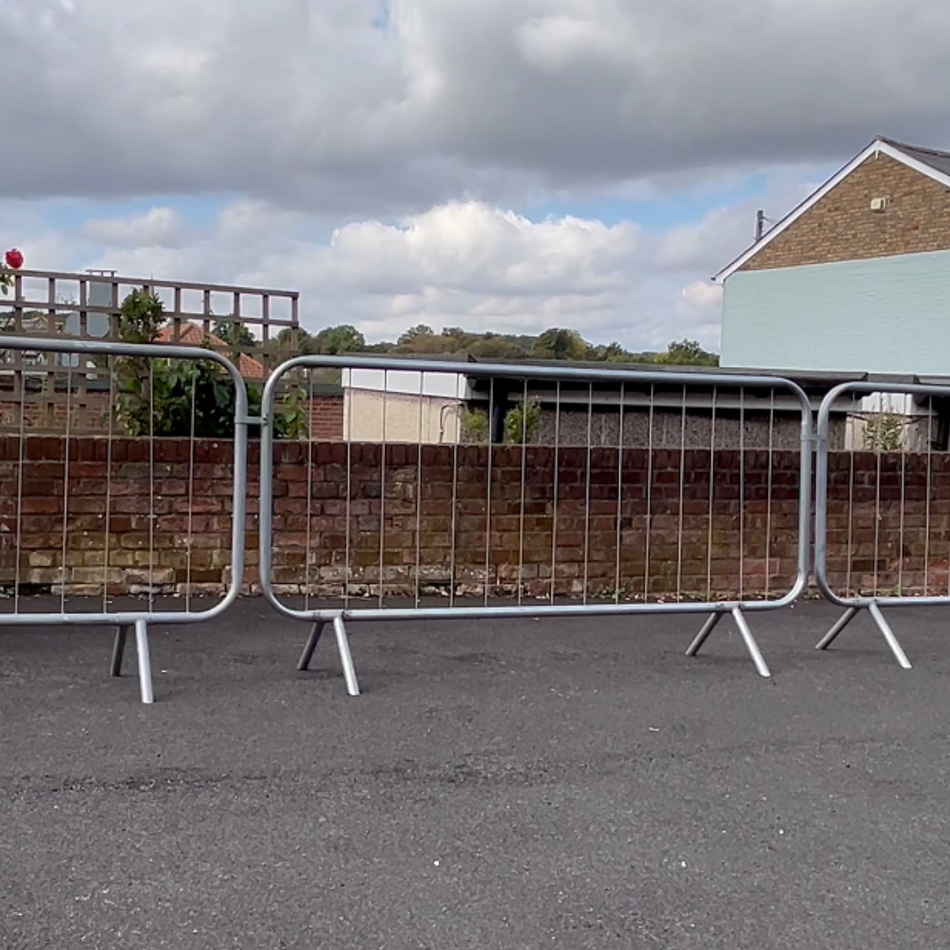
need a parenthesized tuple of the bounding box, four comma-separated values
(82, 207, 189, 248)
(45, 197, 741, 351)
(5, 153, 831, 355)
(681, 280, 724, 311)
(2, 0, 950, 211)
(327, 203, 639, 296)
(6, 0, 943, 366)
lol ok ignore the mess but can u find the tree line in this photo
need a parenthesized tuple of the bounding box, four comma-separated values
(276, 324, 719, 366)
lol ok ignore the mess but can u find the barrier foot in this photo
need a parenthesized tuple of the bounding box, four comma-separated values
(297, 619, 360, 695)
(333, 617, 361, 697)
(868, 602, 912, 670)
(134, 619, 154, 704)
(685, 611, 722, 657)
(685, 609, 770, 677)
(297, 621, 326, 671)
(110, 624, 130, 677)
(816, 606, 859, 651)
(731, 607, 772, 678)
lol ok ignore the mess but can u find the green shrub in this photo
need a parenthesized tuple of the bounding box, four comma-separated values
(504, 397, 541, 444)
(460, 408, 490, 444)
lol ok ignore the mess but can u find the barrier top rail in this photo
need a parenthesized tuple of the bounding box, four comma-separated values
(260, 354, 814, 623)
(815, 379, 950, 609)
(0, 334, 248, 626)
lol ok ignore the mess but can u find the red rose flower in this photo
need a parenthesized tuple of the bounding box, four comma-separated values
(4, 248, 23, 270)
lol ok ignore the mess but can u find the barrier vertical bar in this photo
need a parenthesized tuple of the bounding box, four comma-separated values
(845, 392, 856, 597)
(644, 384, 654, 603)
(583, 382, 593, 604)
(676, 385, 687, 603)
(14, 367, 26, 615)
(484, 377, 494, 606)
(415, 372, 424, 608)
(874, 394, 885, 597)
(185, 366, 197, 613)
(60, 360, 73, 613)
(104, 357, 116, 615)
(739, 386, 746, 602)
(550, 381, 561, 604)
(148, 361, 155, 615)
(924, 404, 933, 597)
(614, 383, 625, 605)
(344, 370, 353, 611)
(304, 368, 315, 613)
(378, 369, 388, 609)
(517, 378, 528, 606)
(448, 375, 460, 609)
(765, 391, 775, 598)
(898, 399, 907, 595)
(706, 387, 717, 602)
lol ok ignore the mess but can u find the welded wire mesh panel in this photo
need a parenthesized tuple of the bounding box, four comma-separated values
(0, 338, 246, 621)
(262, 359, 811, 618)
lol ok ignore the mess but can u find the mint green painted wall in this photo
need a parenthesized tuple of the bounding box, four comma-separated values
(721, 249, 950, 374)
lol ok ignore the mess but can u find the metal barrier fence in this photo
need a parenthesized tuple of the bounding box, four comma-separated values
(260, 357, 814, 693)
(814, 381, 950, 668)
(0, 336, 249, 703)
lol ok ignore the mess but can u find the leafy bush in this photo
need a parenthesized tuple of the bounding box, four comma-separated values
(863, 413, 903, 452)
(276, 385, 310, 439)
(504, 397, 542, 445)
(460, 408, 490, 444)
(112, 290, 306, 439)
(115, 357, 242, 438)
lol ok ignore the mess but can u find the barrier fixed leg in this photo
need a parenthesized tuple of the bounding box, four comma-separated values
(296, 618, 360, 696)
(685, 611, 722, 657)
(686, 607, 771, 678)
(815, 604, 911, 670)
(297, 621, 326, 671)
(110, 624, 130, 677)
(815, 606, 859, 651)
(134, 619, 154, 704)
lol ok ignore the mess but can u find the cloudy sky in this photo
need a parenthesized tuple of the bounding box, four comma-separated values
(3, 0, 950, 351)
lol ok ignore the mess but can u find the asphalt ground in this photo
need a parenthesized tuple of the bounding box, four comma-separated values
(1, 598, 949, 949)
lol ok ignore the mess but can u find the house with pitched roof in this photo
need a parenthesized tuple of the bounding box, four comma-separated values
(156, 322, 266, 380)
(716, 137, 950, 376)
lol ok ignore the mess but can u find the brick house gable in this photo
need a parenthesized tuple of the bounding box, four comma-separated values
(716, 138, 950, 280)
(741, 154, 950, 271)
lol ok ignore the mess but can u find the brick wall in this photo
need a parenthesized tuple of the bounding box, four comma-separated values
(0, 391, 345, 439)
(825, 451, 950, 595)
(741, 153, 950, 271)
(307, 394, 343, 441)
(0, 438, 246, 595)
(269, 443, 803, 601)
(0, 391, 112, 433)
(1, 437, 947, 601)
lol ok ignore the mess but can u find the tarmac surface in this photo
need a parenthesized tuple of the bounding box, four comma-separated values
(2, 598, 949, 949)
